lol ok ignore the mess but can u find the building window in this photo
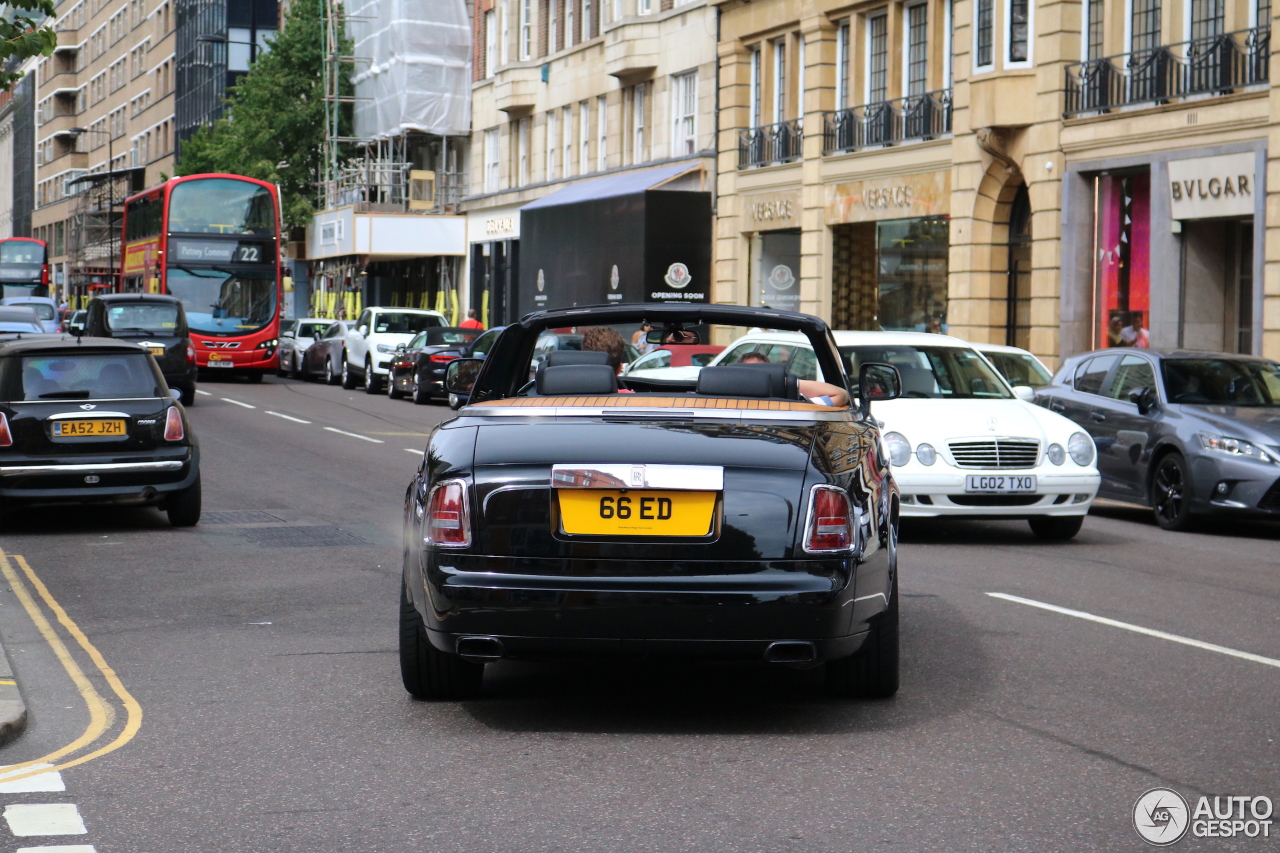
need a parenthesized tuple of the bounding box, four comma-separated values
(562, 105, 573, 176)
(484, 128, 500, 192)
(520, 0, 532, 59)
(749, 46, 761, 127)
(1006, 185, 1031, 348)
(550, 0, 559, 51)
(1084, 0, 1103, 60)
(1258, 0, 1271, 28)
(485, 10, 496, 76)
(546, 110, 557, 180)
(797, 37, 805, 120)
(638, 0, 651, 14)
(518, 117, 530, 184)
(1130, 0, 1161, 55)
(671, 71, 696, 155)
(906, 4, 928, 95)
(579, 100, 590, 174)
(1190, 0, 1223, 42)
(772, 39, 786, 121)
(1008, 0, 1030, 62)
(836, 21, 849, 108)
(566, 0, 574, 47)
(975, 0, 993, 67)
(501, 0, 510, 63)
(628, 82, 647, 164)
(596, 94, 607, 170)
(867, 13, 888, 103)
(582, 0, 591, 39)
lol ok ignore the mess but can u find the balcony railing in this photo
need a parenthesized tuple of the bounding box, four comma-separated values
(738, 119, 803, 169)
(822, 90, 952, 154)
(1065, 26, 1269, 115)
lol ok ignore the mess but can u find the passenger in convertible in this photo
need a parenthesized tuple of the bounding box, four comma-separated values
(737, 351, 849, 406)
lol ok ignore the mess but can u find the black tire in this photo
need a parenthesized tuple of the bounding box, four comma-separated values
(387, 370, 405, 400)
(364, 358, 381, 394)
(1028, 515, 1084, 540)
(289, 353, 302, 379)
(246, 372, 263, 384)
(399, 581, 483, 700)
(341, 354, 358, 389)
(326, 357, 341, 386)
(180, 385, 196, 407)
(411, 372, 431, 405)
(166, 476, 201, 527)
(1151, 452, 1197, 531)
(825, 574, 899, 699)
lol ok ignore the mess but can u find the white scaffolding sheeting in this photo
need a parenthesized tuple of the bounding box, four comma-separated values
(348, 0, 471, 140)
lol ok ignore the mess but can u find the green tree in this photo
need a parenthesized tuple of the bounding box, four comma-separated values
(177, 0, 341, 229)
(1, 0, 58, 90)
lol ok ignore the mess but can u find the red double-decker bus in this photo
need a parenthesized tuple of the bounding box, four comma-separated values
(0, 237, 50, 299)
(121, 174, 282, 379)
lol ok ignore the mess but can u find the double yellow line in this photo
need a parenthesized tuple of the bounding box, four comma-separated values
(0, 548, 141, 784)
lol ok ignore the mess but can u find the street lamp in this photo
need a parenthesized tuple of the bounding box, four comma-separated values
(67, 126, 115, 293)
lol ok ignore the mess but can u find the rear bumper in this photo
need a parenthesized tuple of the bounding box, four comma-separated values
(0, 447, 198, 504)
(425, 628, 868, 662)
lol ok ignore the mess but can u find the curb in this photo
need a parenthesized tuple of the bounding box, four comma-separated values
(0, 633, 27, 747)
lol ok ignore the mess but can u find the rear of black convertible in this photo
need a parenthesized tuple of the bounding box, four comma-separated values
(399, 304, 901, 700)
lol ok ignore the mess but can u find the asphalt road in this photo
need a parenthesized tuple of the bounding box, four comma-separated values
(0, 373, 1276, 852)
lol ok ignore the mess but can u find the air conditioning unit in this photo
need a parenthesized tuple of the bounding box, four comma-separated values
(409, 170, 436, 211)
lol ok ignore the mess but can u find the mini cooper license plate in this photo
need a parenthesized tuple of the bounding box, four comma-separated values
(965, 475, 1037, 493)
(557, 489, 716, 536)
(52, 419, 126, 437)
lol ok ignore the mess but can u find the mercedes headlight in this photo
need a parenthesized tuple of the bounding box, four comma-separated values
(883, 432, 912, 467)
(1197, 433, 1273, 463)
(1068, 433, 1096, 466)
(1047, 443, 1065, 465)
(915, 443, 937, 466)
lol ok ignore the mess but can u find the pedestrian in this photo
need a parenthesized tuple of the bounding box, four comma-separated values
(460, 308, 485, 330)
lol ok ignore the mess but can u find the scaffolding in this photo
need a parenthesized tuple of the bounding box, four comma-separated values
(65, 169, 140, 298)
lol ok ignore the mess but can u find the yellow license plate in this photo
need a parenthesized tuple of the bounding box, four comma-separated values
(53, 419, 126, 437)
(147, 346, 165, 356)
(557, 489, 716, 536)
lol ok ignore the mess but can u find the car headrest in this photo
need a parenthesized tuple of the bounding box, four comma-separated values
(544, 350, 610, 368)
(696, 365, 775, 398)
(536, 364, 619, 396)
(725, 361, 799, 399)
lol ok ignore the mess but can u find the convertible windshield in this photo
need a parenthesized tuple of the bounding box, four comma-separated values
(165, 268, 276, 336)
(842, 344, 1012, 399)
(420, 327, 481, 346)
(1162, 358, 1280, 406)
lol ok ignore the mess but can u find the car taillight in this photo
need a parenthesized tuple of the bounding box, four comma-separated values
(0, 413, 12, 447)
(804, 485, 853, 553)
(425, 480, 470, 547)
(163, 407, 185, 441)
(430, 354, 459, 363)
(186, 344, 196, 364)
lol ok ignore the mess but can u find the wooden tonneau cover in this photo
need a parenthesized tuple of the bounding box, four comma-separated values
(470, 396, 837, 411)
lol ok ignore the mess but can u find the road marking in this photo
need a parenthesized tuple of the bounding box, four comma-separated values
(0, 679, 14, 685)
(3, 804, 87, 836)
(265, 411, 311, 424)
(370, 432, 430, 436)
(0, 764, 64, 793)
(988, 592, 1280, 670)
(16, 846, 97, 853)
(323, 427, 383, 443)
(222, 398, 256, 409)
(404, 448, 421, 455)
(195, 389, 211, 396)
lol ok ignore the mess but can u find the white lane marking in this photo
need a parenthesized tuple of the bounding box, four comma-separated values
(265, 411, 311, 424)
(16, 846, 97, 853)
(195, 389, 212, 396)
(988, 592, 1280, 670)
(323, 427, 384, 444)
(0, 764, 64, 793)
(222, 398, 256, 409)
(3, 804, 87, 836)
(404, 448, 421, 455)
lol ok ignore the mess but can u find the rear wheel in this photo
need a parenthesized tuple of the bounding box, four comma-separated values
(341, 355, 357, 389)
(364, 357, 381, 394)
(411, 372, 431, 405)
(1028, 515, 1084, 540)
(1151, 452, 1196, 531)
(166, 476, 201, 527)
(326, 357, 341, 385)
(180, 385, 196, 407)
(399, 582, 483, 700)
(826, 574, 899, 699)
(289, 353, 302, 379)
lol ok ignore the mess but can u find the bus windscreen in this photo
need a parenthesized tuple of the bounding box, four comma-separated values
(166, 267, 277, 335)
(0, 241, 47, 298)
(168, 179, 275, 236)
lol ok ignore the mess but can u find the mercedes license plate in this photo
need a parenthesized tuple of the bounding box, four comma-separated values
(965, 475, 1037, 493)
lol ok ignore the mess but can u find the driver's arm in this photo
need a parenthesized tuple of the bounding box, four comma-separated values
(797, 379, 848, 407)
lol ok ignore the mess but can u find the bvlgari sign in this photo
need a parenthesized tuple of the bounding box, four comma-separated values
(1168, 152, 1256, 220)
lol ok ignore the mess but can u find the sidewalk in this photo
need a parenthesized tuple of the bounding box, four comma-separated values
(0, 637, 26, 746)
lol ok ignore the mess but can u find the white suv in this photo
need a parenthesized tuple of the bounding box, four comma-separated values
(342, 307, 447, 393)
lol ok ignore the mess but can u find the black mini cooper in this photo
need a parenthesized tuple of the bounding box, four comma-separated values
(0, 336, 200, 526)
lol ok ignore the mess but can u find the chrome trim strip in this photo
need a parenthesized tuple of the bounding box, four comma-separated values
(46, 411, 133, 420)
(482, 484, 546, 513)
(551, 464, 724, 491)
(0, 460, 184, 476)
(461, 405, 852, 423)
(19, 397, 166, 404)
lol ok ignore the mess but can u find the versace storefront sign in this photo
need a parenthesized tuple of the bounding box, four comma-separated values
(1168, 152, 1256, 220)
(826, 170, 951, 224)
(743, 190, 801, 229)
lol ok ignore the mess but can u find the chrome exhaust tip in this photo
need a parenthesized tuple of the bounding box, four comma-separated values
(456, 636, 505, 662)
(763, 641, 817, 664)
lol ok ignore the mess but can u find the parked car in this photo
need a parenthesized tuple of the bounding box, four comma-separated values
(404, 303, 904, 701)
(84, 294, 198, 406)
(0, 336, 200, 526)
(62, 309, 87, 335)
(342, 307, 447, 393)
(623, 344, 724, 380)
(0, 307, 46, 335)
(300, 320, 358, 384)
(386, 326, 493, 404)
(973, 342, 1054, 389)
(0, 296, 58, 333)
(277, 317, 333, 378)
(699, 329, 1100, 539)
(1035, 348, 1280, 530)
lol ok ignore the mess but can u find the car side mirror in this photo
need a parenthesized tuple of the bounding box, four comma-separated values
(395, 343, 406, 352)
(1128, 386, 1157, 415)
(169, 387, 182, 401)
(1013, 385, 1035, 401)
(857, 362, 901, 418)
(445, 358, 485, 395)
(281, 330, 294, 338)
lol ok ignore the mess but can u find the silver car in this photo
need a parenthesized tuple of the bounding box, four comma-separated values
(277, 318, 334, 378)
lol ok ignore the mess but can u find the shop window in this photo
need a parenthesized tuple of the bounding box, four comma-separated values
(832, 217, 950, 332)
(753, 230, 800, 312)
(1006, 184, 1031, 349)
(1094, 172, 1151, 349)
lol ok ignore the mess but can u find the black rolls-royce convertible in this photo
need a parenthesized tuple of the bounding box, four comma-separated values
(400, 304, 903, 700)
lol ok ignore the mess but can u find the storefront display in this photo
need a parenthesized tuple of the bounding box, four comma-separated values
(831, 216, 949, 332)
(1094, 172, 1151, 349)
(753, 230, 801, 312)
